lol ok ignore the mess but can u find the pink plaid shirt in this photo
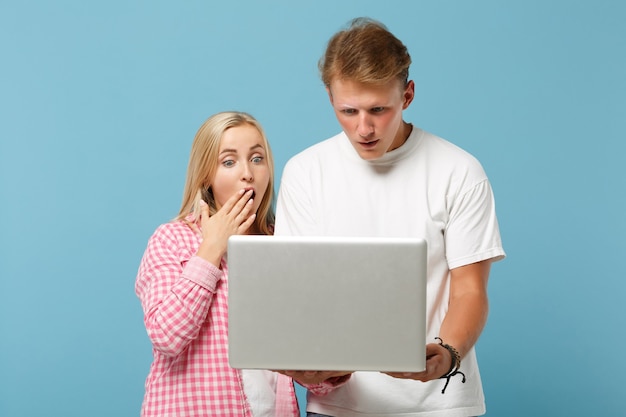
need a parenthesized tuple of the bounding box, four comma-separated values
(135, 220, 299, 417)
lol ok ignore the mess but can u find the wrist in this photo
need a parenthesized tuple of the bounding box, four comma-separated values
(434, 337, 466, 394)
(196, 240, 225, 267)
(436, 337, 461, 378)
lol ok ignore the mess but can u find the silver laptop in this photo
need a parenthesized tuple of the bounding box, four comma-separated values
(227, 235, 427, 372)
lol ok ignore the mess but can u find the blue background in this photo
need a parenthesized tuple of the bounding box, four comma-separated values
(1, 1, 624, 416)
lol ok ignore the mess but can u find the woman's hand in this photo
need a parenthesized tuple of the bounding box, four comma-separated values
(194, 189, 256, 266)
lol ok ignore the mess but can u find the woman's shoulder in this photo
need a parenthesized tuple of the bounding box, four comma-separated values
(150, 218, 197, 246)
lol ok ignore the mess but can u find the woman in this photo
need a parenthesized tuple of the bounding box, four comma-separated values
(135, 111, 299, 417)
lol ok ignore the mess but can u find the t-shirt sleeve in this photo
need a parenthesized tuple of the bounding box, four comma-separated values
(445, 178, 506, 269)
(275, 158, 318, 236)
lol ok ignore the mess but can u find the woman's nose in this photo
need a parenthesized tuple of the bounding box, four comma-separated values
(241, 164, 253, 182)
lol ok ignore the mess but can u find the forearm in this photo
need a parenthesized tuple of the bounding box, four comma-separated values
(438, 291, 488, 359)
(142, 256, 222, 356)
(439, 260, 492, 359)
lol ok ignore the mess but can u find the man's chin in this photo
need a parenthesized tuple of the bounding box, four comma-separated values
(354, 147, 386, 161)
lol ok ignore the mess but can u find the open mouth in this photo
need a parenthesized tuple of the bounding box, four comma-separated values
(360, 139, 379, 148)
(245, 188, 256, 200)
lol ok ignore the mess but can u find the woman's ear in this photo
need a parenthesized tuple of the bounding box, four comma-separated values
(201, 187, 213, 204)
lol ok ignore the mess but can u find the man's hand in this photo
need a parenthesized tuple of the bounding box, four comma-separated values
(383, 342, 451, 382)
(275, 370, 353, 385)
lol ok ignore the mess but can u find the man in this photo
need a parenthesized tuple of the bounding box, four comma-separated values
(275, 17, 505, 417)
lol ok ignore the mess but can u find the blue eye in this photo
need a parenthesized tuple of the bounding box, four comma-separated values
(252, 156, 264, 164)
(222, 160, 235, 167)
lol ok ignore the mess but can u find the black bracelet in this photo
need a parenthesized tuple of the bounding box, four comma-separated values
(435, 337, 466, 394)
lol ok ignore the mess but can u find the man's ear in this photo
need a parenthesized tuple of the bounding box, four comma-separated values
(403, 80, 415, 109)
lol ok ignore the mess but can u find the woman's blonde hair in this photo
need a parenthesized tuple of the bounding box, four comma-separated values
(319, 17, 412, 88)
(175, 111, 275, 236)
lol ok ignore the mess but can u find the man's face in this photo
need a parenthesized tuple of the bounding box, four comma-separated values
(327, 78, 414, 161)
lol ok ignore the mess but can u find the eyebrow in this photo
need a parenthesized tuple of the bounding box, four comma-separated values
(219, 144, 265, 155)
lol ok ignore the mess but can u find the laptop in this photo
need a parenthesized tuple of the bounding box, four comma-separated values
(227, 235, 427, 372)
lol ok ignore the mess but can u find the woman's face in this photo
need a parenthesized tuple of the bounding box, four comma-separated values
(210, 124, 270, 215)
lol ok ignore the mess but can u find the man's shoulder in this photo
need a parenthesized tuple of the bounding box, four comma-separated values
(286, 132, 345, 165)
(418, 129, 483, 168)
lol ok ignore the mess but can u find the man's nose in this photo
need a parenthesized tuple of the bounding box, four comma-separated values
(357, 114, 374, 138)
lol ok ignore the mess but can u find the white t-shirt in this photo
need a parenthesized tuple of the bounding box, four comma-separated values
(275, 126, 505, 417)
(241, 369, 277, 417)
